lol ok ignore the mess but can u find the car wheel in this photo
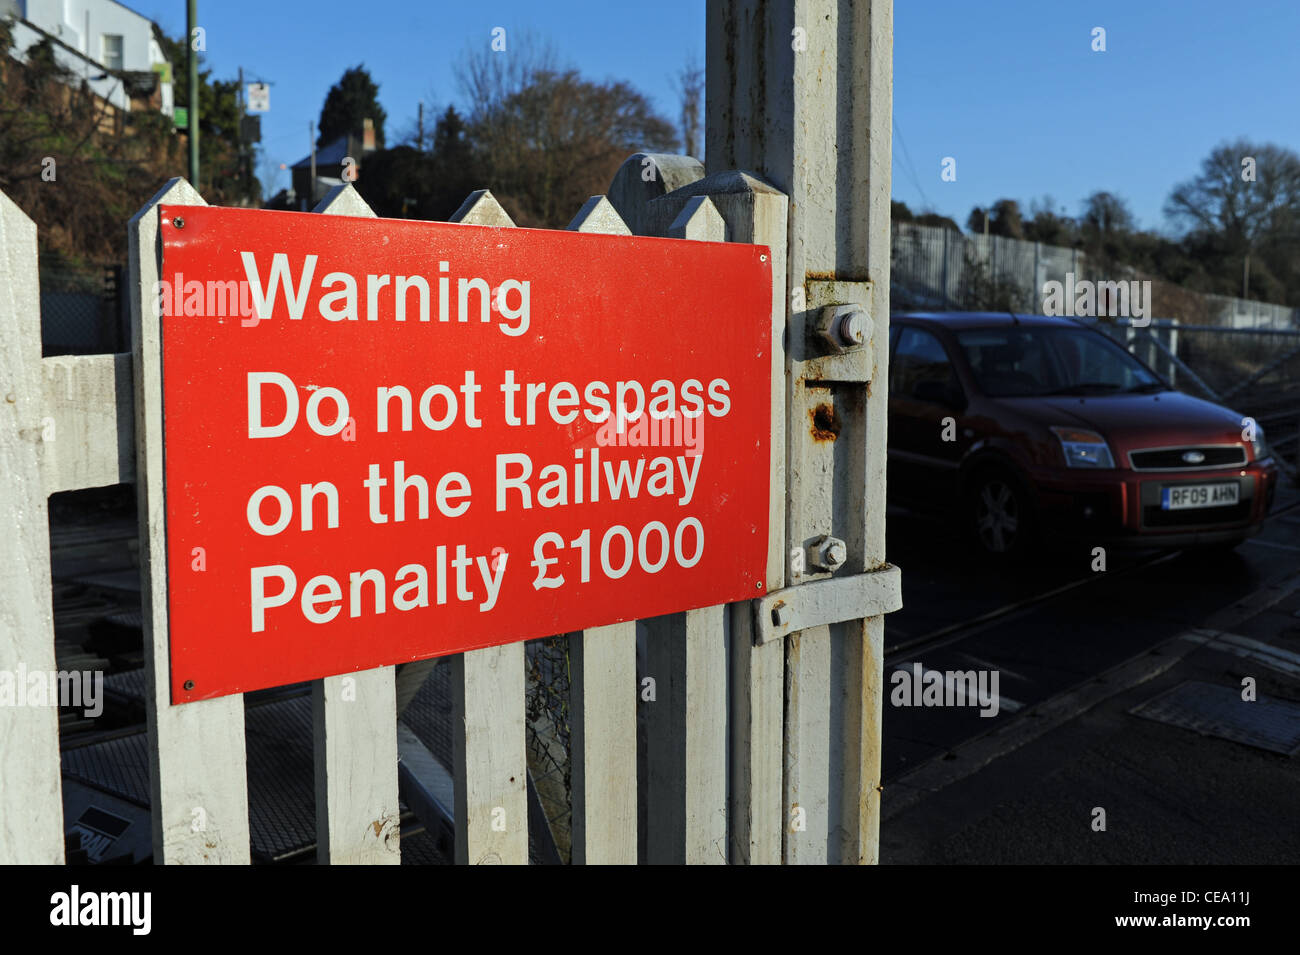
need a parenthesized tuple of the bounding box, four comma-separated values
(967, 468, 1036, 559)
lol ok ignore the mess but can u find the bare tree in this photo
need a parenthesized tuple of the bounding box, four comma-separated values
(671, 53, 704, 159)
(1170, 140, 1300, 297)
(455, 28, 562, 128)
(1166, 140, 1300, 297)
(452, 33, 678, 227)
(1166, 140, 1300, 244)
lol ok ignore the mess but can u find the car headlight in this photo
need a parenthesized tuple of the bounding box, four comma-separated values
(1252, 424, 1268, 461)
(1051, 426, 1115, 469)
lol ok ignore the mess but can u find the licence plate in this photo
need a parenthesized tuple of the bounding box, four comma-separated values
(1161, 483, 1239, 510)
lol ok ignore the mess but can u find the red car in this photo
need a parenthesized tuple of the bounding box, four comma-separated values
(887, 312, 1278, 557)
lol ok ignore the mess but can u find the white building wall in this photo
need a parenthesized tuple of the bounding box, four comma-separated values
(21, 0, 162, 72)
(8, 17, 128, 110)
(12, 0, 172, 115)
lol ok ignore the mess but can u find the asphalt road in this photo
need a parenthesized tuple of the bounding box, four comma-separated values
(881, 481, 1300, 782)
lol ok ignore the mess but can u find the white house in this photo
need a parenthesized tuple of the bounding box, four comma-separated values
(1, 0, 173, 116)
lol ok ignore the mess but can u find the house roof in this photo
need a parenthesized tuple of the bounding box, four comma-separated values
(290, 133, 354, 170)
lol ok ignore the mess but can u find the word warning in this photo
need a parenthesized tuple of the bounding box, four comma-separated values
(159, 205, 772, 701)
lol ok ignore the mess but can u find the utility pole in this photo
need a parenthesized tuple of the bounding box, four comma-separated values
(309, 122, 317, 209)
(186, 0, 199, 188)
(237, 66, 246, 196)
(418, 100, 424, 151)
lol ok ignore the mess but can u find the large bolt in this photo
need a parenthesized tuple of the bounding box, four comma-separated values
(815, 304, 868, 354)
(771, 601, 793, 627)
(810, 535, 848, 572)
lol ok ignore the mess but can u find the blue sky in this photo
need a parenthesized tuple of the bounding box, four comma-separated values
(138, 0, 1300, 235)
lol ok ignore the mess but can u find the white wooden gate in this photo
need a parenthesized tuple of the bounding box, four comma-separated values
(0, 0, 899, 865)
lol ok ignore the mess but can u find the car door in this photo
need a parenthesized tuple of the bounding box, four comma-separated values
(888, 325, 968, 501)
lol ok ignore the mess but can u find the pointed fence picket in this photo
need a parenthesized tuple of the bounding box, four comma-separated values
(445, 190, 530, 865)
(130, 179, 251, 863)
(310, 185, 401, 865)
(566, 195, 638, 866)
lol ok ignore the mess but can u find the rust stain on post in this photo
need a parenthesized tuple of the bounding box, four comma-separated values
(810, 403, 841, 442)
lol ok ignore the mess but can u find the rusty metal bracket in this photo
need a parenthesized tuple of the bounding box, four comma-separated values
(753, 563, 903, 645)
(797, 279, 874, 382)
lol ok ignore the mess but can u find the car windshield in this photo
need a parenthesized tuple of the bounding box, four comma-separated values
(953, 326, 1165, 398)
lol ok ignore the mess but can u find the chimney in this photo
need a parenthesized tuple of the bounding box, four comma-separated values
(362, 118, 375, 152)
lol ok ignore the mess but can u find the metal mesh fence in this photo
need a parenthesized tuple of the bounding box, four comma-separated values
(891, 222, 1084, 313)
(39, 264, 126, 355)
(890, 222, 1298, 329)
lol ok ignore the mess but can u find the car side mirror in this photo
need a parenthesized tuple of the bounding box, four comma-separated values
(913, 379, 966, 411)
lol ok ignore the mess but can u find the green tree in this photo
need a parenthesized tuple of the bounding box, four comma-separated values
(892, 201, 959, 231)
(353, 146, 433, 218)
(1080, 191, 1134, 236)
(967, 199, 1023, 238)
(1078, 191, 1135, 276)
(429, 105, 476, 211)
(1022, 196, 1077, 246)
(915, 212, 962, 232)
(317, 66, 386, 148)
(0, 20, 187, 263)
(355, 106, 480, 221)
(432, 106, 471, 167)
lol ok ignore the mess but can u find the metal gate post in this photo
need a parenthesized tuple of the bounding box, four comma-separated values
(707, 0, 898, 864)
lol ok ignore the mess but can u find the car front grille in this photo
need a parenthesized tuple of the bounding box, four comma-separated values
(1129, 445, 1247, 471)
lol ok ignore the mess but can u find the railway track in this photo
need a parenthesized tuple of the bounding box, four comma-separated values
(884, 494, 1300, 664)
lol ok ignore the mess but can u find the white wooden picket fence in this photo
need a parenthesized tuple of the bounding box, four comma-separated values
(2, 0, 901, 865)
(1, 167, 893, 865)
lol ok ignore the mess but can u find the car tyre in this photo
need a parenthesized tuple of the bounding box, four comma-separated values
(966, 467, 1037, 561)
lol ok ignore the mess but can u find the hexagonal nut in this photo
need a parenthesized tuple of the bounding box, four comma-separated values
(815, 304, 868, 353)
(771, 601, 794, 628)
(811, 535, 848, 572)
